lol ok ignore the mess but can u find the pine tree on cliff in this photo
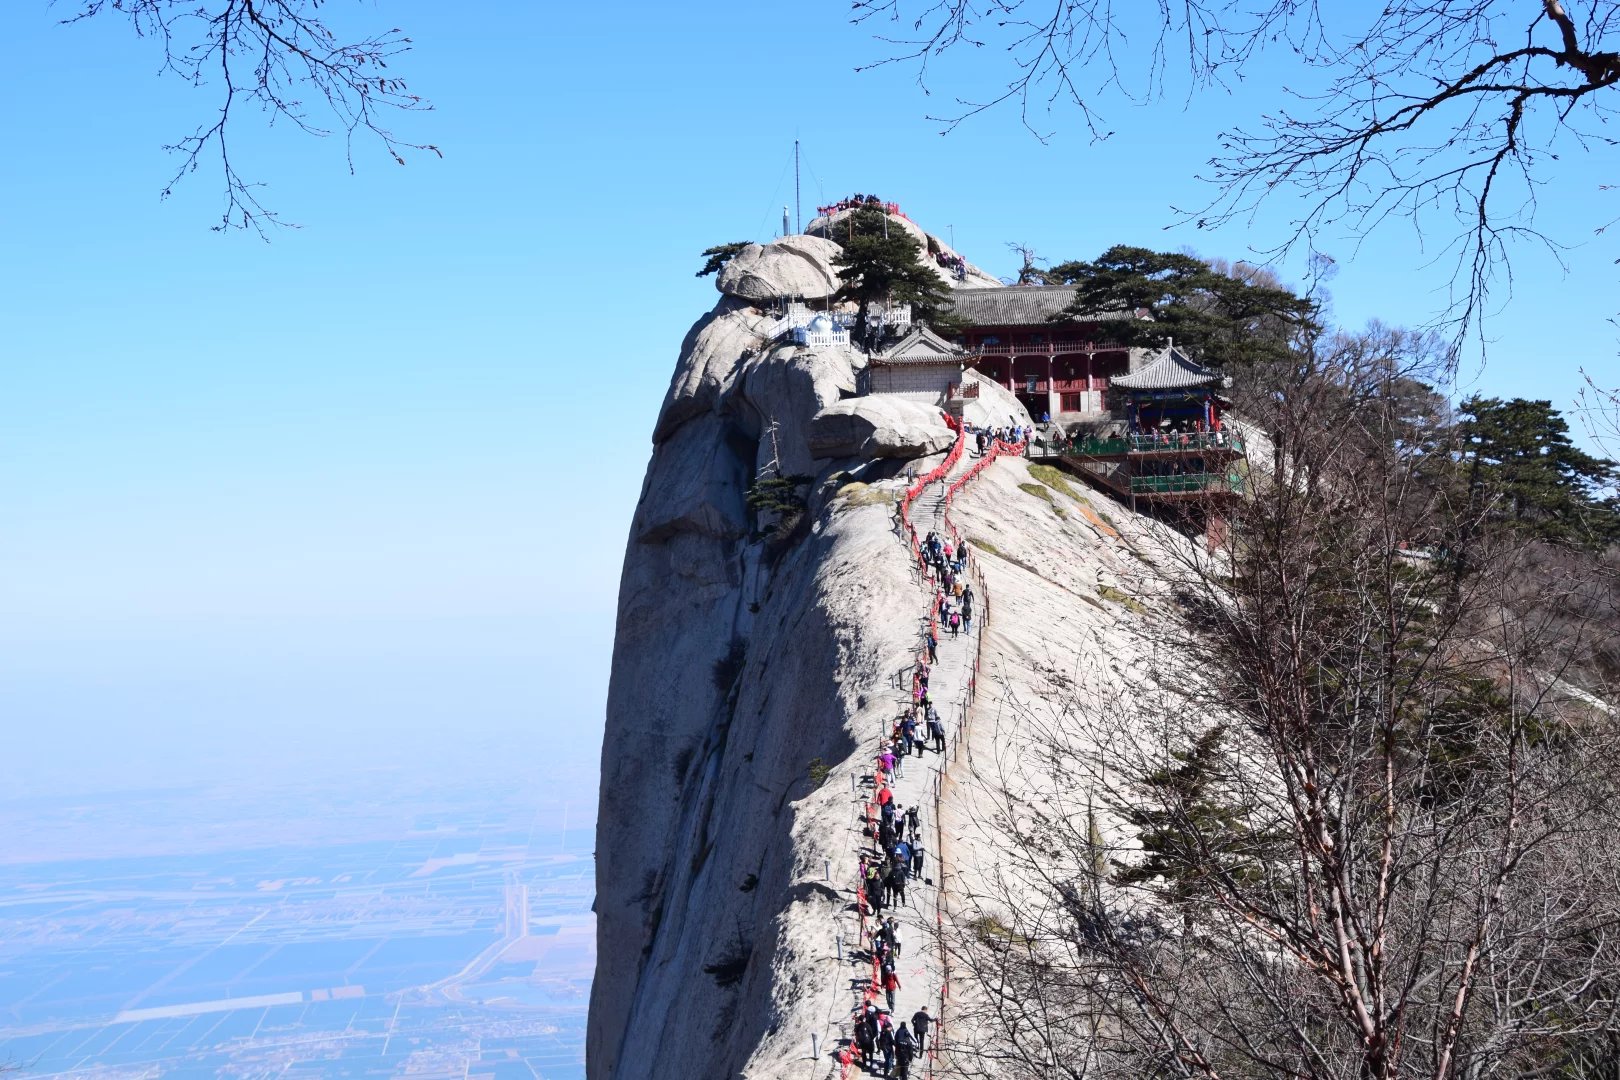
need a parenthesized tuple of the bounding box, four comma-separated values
(1115, 725, 1275, 912)
(833, 208, 955, 348)
(1046, 245, 1319, 367)
(1456, 395, 1620, 547)
(695, 241, 750, 278)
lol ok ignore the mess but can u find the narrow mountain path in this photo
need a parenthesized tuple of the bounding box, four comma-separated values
(828, 429, 1023, 1080)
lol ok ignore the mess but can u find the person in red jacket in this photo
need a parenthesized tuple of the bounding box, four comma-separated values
(884, 968, 901, 1013)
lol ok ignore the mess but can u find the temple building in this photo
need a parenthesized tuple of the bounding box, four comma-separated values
(857, 285, 1145, 421)
(1113, 344, 1233, 436)
(870, 286, 1247, 514)
(944, 285, 1139, 420)
(863, 325, 964, 399)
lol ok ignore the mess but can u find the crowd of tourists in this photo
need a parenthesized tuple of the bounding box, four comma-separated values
(847, 528, 972, 1077)
(851, 996, 935, 1079)
(931, 248, 968, 281)
(1130, 419, 1231, 447)
(819, 193, 908, 219)
(853, 718, 942, 1079)
(848, 563, 959, 1075)
(920, 531, 974, 641)
(970, 423, 1032, 457)
(840, 424, 1031, 1078)
(1039, 418, 1233, 458)
(852, 691, 947, 1075)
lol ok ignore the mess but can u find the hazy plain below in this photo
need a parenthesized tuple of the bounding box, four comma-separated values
(2, 618, 603, 1079)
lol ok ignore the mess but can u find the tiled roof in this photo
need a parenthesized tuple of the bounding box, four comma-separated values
(870, 325, 964, 365)
(1112, 346, 1222, 390)
(946, 285, 1133, 327)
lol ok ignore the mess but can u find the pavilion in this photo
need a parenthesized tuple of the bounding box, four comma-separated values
(1031, 345, 1248, 509)
(1112, 344, 1231, 436)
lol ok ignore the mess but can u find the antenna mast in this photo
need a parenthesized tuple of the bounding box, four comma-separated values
(794, 140, 801, 235)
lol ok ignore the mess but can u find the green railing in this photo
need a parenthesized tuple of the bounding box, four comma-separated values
(1129, 473, 1246, 495)
(1127, 432, 1244, 454)
(1067, 436, 1129, 456)
(1039, 432, 1245, 457)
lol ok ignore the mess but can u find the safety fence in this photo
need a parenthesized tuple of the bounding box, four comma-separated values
(941, 436, 1025, 721)
(832, 428, 1025, 1079)
(927, 436, 1023, 1076)
(1030, 431, 1245, 458)
(897, 426, 967, 569)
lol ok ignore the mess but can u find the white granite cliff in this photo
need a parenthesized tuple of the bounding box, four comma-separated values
(587, 220, 1200, 1078)
(589, 218, 1003, 1077)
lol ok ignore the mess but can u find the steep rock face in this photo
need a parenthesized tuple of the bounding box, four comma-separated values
(591, 288, 944, 1078)
(594, 221, 1046, 1079)
(652, 299, 779, 442)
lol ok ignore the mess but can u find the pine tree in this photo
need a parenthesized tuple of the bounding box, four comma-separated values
(832, 209, 955, 347)
(1457, 396, 1619, 547)
(1115, 725, 1272, 908)
(1046, 245, 1319, 367)
(695, 241, 750, 278)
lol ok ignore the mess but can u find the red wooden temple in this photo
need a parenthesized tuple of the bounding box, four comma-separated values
(946, 286, 1134, 421)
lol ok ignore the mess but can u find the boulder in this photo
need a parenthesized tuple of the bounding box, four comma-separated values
(715, 235, 842, 301)
(733, 343, 859, 478)
(632, 412, 753, 546)
(808, 396, 956, 460)
(959, 367, 1035, 431)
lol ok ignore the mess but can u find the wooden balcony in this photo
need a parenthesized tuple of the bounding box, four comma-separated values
(1047, 456, 1245, 501)
(968, 340, 1107, 357)
(1130, 473, 1246, 496)
(1027, 436, 1249, 507)
(1003, 377, 1105, 395)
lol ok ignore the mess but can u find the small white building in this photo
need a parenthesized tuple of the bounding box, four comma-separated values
(864, 325, 965, 400)
(793, 313, 849, 348)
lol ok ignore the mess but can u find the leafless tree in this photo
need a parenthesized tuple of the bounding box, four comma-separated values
(935, 330, 1620, 1077)
(1579, 370, 1620, 459)
(851, 0, 1620, 356)
(1006, 241, 1048, 285)
(60, 0, 438, 235)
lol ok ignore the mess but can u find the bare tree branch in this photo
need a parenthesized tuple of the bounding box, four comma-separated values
(59, 0, 439, 235)
(852, 1, 1620, 362)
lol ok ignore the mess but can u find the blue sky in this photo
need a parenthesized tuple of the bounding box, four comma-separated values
(3, 2, 1615, 799)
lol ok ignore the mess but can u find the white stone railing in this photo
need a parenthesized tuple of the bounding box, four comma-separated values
(763, 301, 909, 348)
(829, 305, 912, 333)
(879, 304, 913, 332)
(794, 326, 850, 347)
